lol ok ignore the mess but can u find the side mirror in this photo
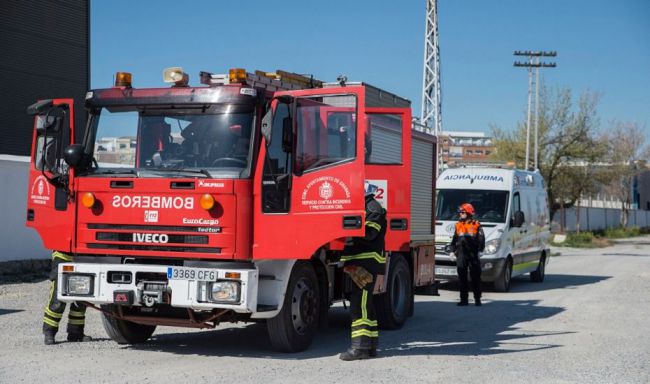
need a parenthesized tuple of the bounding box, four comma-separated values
(512, 210, 525, 228)
(261, 109, 272, 145)
(26, 99, 53, 116)
(281, 116, 293, 153)
(63, 144, 86, 170)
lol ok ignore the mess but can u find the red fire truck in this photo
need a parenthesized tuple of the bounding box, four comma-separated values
(26, 68, 437, 352)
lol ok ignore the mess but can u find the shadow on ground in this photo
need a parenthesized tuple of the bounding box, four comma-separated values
(0, 308, 24, 316)
(122, 273, 609, 360)
(440, 273, 611, 294)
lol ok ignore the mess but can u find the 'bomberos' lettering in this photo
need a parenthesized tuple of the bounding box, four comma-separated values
(112, 195, 194, 210)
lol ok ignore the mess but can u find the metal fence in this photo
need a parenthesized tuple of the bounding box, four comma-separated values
(552, 206, 650, 233)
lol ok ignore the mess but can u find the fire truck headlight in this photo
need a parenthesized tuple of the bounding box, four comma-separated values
(81, 192, 96, 208)
(64, 274, 94, 296)
(199, 194, 215, 210)
(209, 281, 240, 303)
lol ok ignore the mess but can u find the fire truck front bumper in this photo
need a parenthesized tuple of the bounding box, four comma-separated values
(57, 263, 258, 313)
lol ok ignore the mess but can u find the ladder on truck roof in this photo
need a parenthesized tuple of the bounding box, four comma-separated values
(201, 69, 323, 92)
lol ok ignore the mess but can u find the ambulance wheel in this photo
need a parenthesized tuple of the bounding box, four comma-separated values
(530, 253, 546, 282)
(100, 305, 156, 344)
(267, 262, 320, 352)
(494, 258, 512, 292)
(376, 254, 412, 330)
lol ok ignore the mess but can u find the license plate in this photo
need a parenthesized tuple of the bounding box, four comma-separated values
(167, 267, 217, 281)
(435, 266, 457, 276)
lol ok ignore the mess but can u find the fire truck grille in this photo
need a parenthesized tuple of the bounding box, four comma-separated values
(88, 223, 221, 234)
(87, 244, 221, 253)
(95, 232, 209, 244)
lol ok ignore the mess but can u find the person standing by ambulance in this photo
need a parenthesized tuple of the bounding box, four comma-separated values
(447, 203, 485, 306)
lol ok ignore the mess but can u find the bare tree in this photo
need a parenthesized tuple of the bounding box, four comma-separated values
(492, 85, 604, 222)
(602, 121, 650, 227)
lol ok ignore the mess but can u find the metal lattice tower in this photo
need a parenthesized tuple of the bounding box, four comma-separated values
(421, 0, 442, 137)
(421, 0, 442, 175)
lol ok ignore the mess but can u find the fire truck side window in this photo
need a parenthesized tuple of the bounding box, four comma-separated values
(366, 113, 402, 164)
(294, 95, 357, 174)
(262, 103, 291, 213)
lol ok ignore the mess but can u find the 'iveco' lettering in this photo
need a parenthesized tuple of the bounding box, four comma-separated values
(443, 175, 504, 182)
(112, 195, 194, 210)
(132, 233, 169, 243)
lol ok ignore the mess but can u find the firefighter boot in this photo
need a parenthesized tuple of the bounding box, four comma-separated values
(369, 339, 378, 357)
(43, 329, 56, 345)
(475, 297, 482, 306)
(67, 333, 92, 342)
(67, 324, 92, 342)
(339, 348, 371, 361)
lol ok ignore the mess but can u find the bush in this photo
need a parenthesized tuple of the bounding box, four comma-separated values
(564, 232, 597, 247)
(604, 226, 641, 239)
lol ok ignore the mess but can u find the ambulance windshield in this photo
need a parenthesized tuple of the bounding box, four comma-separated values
(436, 189, 509, 223)
(87, 105, 255, 178)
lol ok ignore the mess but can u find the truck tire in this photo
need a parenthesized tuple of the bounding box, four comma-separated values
(100, 305, 156, 344)
(494, 258, 512, 292)
(375, 254, 412, 330)
(530, 253, 546, 282)
(267, 261, 320, 352)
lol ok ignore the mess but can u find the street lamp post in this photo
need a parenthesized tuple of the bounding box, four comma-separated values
(514, 51, 557, 170)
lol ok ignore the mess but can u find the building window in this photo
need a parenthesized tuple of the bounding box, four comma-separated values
(466, 150, 473, 155)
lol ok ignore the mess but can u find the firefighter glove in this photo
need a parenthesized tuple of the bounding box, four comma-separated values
(344, 265, 374, 289)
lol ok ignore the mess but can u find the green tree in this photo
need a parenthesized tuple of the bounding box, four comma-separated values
(491, 86, 605, 222)
(602, 121, 650, 227)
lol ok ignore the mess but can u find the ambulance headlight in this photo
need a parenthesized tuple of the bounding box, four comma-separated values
(64, 274, 94, 296)
(209, 281, 240, 303)
(484, 239, 501, 255)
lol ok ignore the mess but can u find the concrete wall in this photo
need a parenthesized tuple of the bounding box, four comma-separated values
(553, 206, 650, 233)
(0, 156, 49, 262)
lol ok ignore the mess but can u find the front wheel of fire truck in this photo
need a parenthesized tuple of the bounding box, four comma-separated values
(267, 261, 320, 352)
(375, 254, 413, 330)
(100, 305, 156, 344)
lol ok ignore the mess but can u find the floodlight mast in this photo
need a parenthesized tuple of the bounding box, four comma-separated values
(513, 51, 557, 170)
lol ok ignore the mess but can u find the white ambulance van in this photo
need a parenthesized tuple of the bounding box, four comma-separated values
(434, 167, 551, 291)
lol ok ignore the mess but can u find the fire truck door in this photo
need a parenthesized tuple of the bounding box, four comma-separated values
(254, 95, 365, 259)
(25, 98, 77, 251)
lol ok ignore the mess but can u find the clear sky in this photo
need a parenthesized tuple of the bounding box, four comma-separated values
(91, 0, 650, 138)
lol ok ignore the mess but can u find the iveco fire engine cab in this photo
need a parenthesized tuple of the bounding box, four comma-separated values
(26, 67, 437, 352)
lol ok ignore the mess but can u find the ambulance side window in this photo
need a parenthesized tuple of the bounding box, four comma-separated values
(512, 192, 521, 225)
(262, 103, 291, 213)
(513, 192, 520, 212)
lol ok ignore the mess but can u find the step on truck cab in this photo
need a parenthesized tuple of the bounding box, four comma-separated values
(25, 68, 437, 352)
(434, 167, 551, 292)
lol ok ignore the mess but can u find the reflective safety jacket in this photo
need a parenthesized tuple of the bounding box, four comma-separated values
(450, 218, 485, 260)
(341, 195, 387, 274)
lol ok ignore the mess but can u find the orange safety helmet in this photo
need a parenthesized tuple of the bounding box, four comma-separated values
(459, 203, 475, 216)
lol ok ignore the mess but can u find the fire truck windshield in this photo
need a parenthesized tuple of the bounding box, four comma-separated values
(88, 106, 255, 178)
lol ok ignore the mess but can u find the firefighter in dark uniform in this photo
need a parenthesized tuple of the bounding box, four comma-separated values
(339, 184, 387, 361)
(42, 251, 92, 345)
(448, 203, 485, 306)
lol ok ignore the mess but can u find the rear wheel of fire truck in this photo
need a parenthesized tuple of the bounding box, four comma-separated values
(267, 261, 320, 352)
(375, 254, 412, 330)
(100, 305, 156, 344)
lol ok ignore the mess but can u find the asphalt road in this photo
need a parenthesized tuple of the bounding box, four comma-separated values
(2, 237, 650, 384)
